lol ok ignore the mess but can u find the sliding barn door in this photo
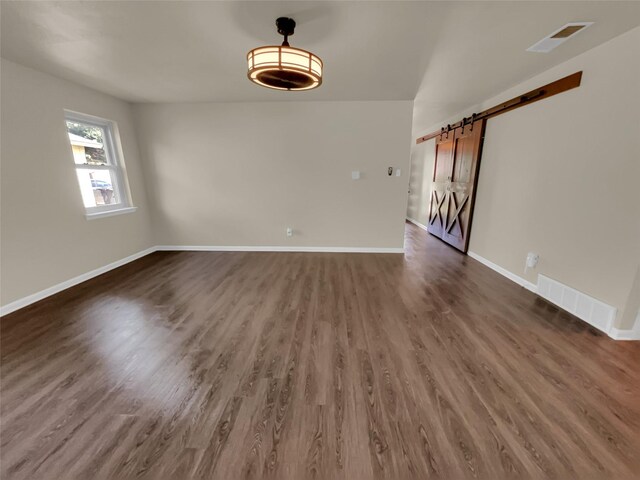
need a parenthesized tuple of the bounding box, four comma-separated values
(427, 119, 485, 252)
(427, 130, 455, 239)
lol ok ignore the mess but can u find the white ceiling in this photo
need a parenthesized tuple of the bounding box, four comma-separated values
(1, 1, 639, 118)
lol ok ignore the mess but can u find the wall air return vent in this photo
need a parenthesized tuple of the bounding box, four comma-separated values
(536, 274, 616, 334)
(527, 22, 593, 53)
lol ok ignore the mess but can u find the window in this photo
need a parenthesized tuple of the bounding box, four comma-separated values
(64, 111, 135, 219)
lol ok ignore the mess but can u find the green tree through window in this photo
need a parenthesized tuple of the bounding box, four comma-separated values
(66, 121, 104, 144)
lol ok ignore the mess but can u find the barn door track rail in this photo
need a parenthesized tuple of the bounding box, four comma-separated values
(416, 71, 582, 144)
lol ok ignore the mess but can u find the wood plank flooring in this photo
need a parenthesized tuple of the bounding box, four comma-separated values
(2, 222, 639, 479)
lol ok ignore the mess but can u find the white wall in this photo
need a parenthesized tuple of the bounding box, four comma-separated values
(134, 101, 412, 249)
(1, 59, 153, 307)
(406, 137, 435, 227)
(409, 27, 640, 329)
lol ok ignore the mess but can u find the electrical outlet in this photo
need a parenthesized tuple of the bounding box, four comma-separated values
(286, 227, 293, 237)
(525, 252, 539, 273)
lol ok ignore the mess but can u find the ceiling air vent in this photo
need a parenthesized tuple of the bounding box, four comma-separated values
(527, 22, 593, 53)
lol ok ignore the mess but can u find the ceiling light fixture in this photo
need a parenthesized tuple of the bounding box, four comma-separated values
(247, 17, 323, 91)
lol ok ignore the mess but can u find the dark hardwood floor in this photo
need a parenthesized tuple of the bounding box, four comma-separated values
(2, 223, 639, 479)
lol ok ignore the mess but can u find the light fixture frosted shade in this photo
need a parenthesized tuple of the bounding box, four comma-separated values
(247, 45, 322, 91)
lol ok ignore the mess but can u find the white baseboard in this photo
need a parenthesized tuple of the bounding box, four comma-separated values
(467, 251, 537, 293)
(410, 221, 536, 294)
(608, 311, 640, 340)
(1, 244, 403, 316)
(406, 217, 429, 232)
(7, 241, 634, 341)
(608, 326, 640, 341)
(156, 245, 404, 254)
(0, 247, 157, 317)
(467, 252, 637, 341)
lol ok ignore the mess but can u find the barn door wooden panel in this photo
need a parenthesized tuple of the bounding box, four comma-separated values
(427, 119, 485, 253)
(427, 131, 455, 240)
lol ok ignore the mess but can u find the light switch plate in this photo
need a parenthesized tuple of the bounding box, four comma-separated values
(351, 171, 360, 180)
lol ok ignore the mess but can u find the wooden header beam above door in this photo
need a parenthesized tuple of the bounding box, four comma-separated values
(416, 71, 582, 144)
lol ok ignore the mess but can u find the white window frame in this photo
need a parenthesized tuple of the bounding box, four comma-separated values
(64, 110, 136, 219)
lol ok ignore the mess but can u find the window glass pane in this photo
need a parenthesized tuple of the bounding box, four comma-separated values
(66, 121, 109, 165)
(75, 169, 120, 208)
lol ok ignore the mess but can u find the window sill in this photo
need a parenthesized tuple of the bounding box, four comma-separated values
(85, 206, 137, 220)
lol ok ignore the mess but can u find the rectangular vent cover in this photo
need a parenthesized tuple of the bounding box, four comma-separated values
(527, 22, 594, 53)
(537, 274, 616, 333)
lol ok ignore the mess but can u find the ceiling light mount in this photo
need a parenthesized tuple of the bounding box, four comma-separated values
(276, 17, 295, 46)
(247, 17, 323, 91)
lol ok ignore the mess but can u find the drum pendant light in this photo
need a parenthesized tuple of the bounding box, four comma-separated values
(247, 17, 323, 91)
